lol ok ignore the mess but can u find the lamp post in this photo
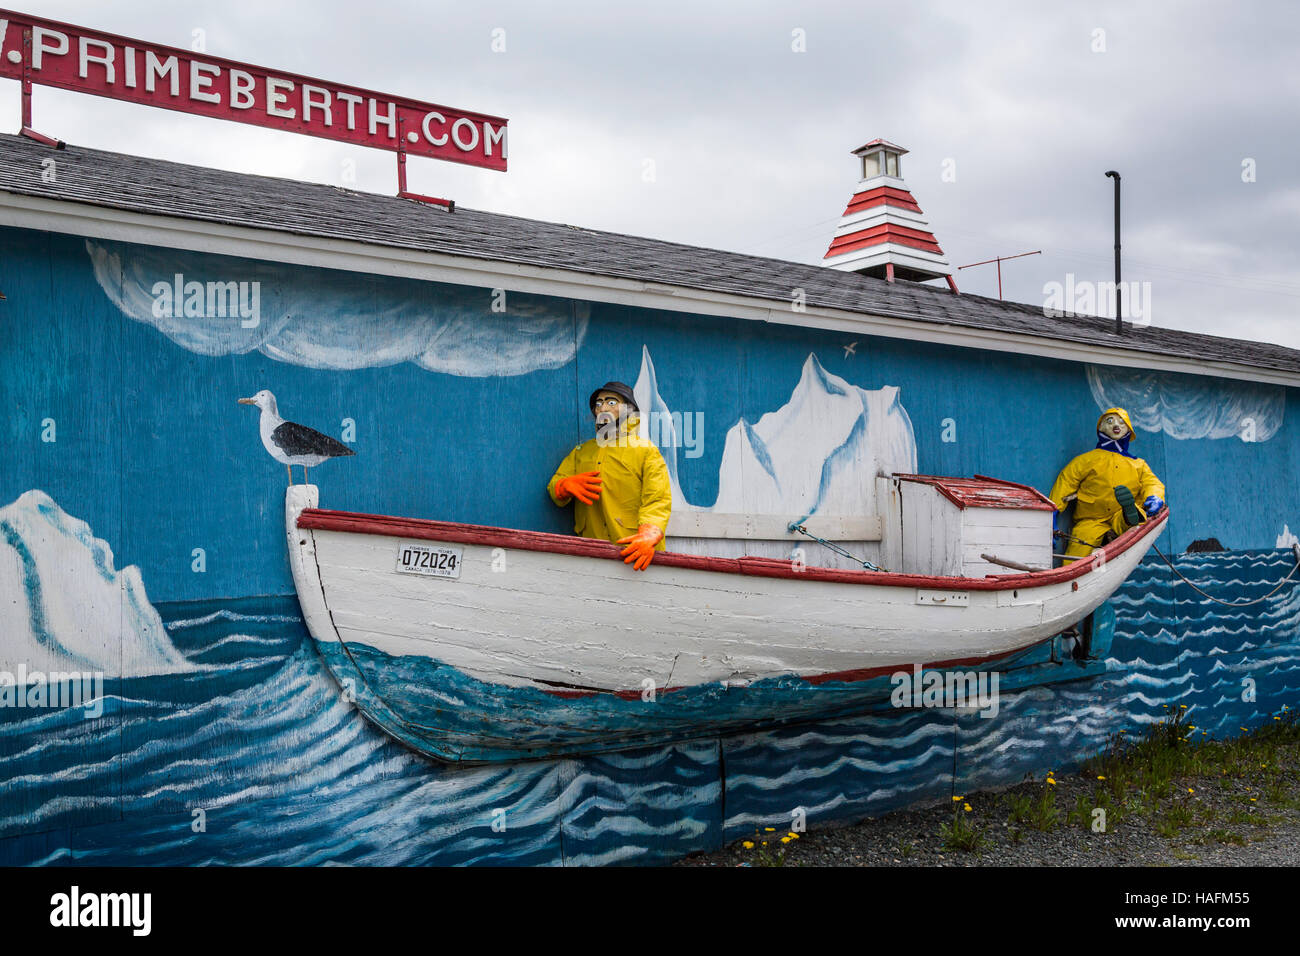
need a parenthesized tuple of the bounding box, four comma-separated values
(1105, 170, 1121, 335)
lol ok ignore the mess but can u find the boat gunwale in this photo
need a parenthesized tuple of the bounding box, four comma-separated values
(295, 504, 1168, 592)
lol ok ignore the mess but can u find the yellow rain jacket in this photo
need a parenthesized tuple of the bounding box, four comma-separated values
(547, 414, 672, 549)
(1050, 408, 1164, 559)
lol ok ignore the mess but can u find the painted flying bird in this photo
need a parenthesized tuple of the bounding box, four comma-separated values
(238, 389, 354, 485)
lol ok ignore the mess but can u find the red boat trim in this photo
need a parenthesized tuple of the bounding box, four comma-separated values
(297, 505, 1167, 593)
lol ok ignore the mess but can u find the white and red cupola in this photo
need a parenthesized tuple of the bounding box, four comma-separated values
(823, 139, 958, 292)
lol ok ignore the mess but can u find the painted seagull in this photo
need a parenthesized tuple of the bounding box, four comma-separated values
(238, 389, 354, 485)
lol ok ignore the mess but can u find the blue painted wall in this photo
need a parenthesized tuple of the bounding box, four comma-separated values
(1, 223, 1296, 864)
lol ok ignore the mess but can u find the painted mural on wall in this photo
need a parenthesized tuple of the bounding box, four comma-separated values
(636, 346, 915, 564)
(2, 224, 1298, 864)
(1086, 364, 1284, 442)
(85, 239, 588, 376)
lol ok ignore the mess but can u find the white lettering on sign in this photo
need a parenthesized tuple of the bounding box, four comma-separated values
(266, 76, 295, 117)
(422, 110, 447, 145)
(4, 12, 506, 168)
(144, 50, 179, 96)
(451, 117, 479, 151)
(265, 77, 296, 119)
(31, 27, 69, 69)
(302, 84, 331, 124)
(229, 69, 255, 109)
(369, 97, 395, 137)
(484, 122, 507, 158)
(78, 37, 115, 83)
(337, 91, 362, 130)
(190, 60, 220, 103)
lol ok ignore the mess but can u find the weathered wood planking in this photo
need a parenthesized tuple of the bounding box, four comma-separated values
(287, 486, 1165, 695)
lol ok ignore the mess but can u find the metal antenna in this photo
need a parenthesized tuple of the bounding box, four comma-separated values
(956, 250, 1041, 300)
(1105, 171, 1121, 334)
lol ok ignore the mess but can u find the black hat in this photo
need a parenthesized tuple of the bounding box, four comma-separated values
(589, 381, 638, 412)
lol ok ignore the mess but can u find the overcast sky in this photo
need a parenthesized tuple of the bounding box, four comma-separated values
(5, 1, 1298, 349)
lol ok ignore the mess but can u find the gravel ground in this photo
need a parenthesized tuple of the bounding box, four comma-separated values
(675, 743, 1300, 867)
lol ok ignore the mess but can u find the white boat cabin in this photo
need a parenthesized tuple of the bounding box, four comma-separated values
(664, 471, 1055, 578)
(878, 474, 1055, 576)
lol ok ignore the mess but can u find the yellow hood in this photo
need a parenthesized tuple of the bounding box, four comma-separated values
(1096, 407, 1135, 441)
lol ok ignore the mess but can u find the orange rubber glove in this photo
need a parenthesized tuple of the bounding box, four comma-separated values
(617, 524, 664, 571)
(555, 471, 602, 505)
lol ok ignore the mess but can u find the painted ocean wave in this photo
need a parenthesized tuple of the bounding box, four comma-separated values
(2, 544, 1299, 864)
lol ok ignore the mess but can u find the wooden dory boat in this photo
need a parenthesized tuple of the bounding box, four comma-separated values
(284, 486, 1167, 762)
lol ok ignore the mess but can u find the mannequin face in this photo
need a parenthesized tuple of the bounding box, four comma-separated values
(1099, 413, 1130, 440)
(592, 391, 626, 429)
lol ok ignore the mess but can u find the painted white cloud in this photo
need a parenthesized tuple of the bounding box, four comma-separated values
(86, 240, 587, 377)
(1086, 365, 1283, 442)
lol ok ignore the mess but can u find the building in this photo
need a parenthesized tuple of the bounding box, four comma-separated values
(1, 133, 1297, 864)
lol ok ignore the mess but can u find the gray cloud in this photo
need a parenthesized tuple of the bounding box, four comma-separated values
(7, 0, 1298, 349)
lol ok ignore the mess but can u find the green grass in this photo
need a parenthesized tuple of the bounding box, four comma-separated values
(1078, 704, 1299, 837)
(940, 810, 986, 852)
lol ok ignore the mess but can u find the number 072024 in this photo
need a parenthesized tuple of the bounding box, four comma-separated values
(395, 543, 463, 579)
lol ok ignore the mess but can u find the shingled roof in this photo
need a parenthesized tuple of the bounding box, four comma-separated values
(1, 132, 1297, 380)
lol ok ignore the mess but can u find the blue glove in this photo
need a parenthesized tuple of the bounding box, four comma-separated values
(1143, 496, 1163, 517)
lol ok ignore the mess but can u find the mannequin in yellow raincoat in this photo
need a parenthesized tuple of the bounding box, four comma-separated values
(1050, 407, 1165, 563)
(547, 381, 672, 570)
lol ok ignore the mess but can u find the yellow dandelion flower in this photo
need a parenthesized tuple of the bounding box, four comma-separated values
(953, 795, 963, 802)
(1097, 775, 1106, 781)
(963, 803, 973, 812)
(764, 827, 776, 832)
(1180, 704, 1188, 709)
(781, 837, 791, 844)
(1250, 798, 1257, 802)
(1187, 788, 1194, 794)
(742, 841, 754, 849)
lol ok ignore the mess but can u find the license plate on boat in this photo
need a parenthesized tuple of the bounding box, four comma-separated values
(395, 543, 463, 579)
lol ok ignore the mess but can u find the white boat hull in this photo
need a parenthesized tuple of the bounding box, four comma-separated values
(285, 486, 1165, 695)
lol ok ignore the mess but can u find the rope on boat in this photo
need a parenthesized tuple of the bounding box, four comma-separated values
(1057, 522, 1300, 606)
(788, 522, 883, 571)
(1150, 542, 1300, 608)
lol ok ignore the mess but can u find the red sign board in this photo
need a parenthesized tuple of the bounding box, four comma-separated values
(0, 9, 507, 171)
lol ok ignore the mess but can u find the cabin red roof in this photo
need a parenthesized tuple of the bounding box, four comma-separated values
(894, 474, 1056, 511)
